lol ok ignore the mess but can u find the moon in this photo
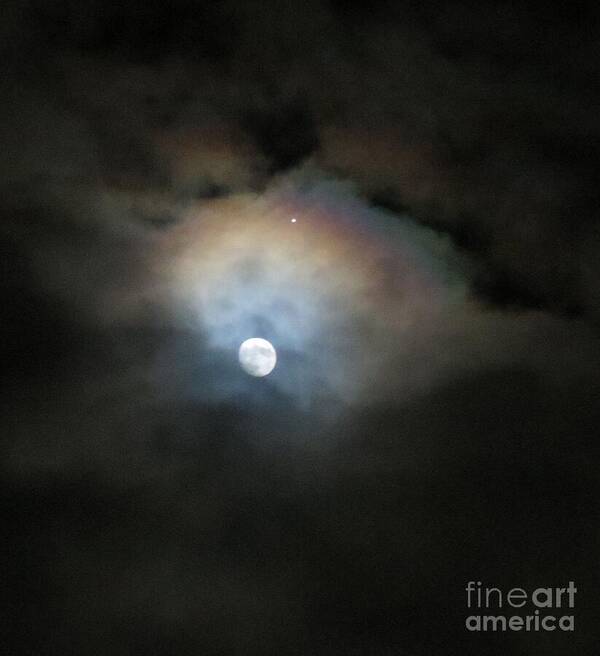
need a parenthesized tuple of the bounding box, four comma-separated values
(238, 338, 277, 377)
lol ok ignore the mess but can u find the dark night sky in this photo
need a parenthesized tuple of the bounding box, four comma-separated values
(2, 2, 600, 655)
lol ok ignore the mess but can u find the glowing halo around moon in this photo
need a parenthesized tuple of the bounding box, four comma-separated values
(238, 338, 277, 377)
(164, 186, 468, 399)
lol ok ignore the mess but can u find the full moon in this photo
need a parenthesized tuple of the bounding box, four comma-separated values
(238, 338, 277, 377)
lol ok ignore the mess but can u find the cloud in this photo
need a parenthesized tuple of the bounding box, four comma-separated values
(2, 3, 600, 654)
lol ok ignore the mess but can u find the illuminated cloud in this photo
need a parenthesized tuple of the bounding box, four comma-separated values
(159, 172, 468, 403)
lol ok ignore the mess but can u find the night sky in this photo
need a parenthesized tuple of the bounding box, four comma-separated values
(2, 2, 600, 654)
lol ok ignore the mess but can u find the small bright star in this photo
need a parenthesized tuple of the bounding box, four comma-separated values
(291, 217, 297, 223)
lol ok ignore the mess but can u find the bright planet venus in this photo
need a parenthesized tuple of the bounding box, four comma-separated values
(239, 338, 277, 377)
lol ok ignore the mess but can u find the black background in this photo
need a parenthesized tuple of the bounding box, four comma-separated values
(2, 2, 600, 654)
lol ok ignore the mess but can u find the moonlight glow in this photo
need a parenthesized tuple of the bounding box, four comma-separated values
(239, 338, 277, 377)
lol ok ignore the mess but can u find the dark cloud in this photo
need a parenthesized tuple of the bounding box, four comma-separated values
(2, 2, 600, 655)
